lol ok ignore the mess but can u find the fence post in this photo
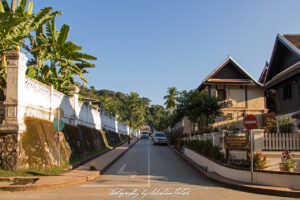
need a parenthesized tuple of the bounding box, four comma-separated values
(211, 133, 215, 146)
(221, 130, 226, 152)
(3, 50, 28, 132)
(252, 129, 264, 152)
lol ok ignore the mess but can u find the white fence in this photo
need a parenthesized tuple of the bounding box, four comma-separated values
(183, 131, 300, 152)
(184, 132, 222, 147)
(264, 133, 300, 151)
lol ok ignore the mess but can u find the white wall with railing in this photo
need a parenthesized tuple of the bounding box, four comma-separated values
(2, 50, 132, 135)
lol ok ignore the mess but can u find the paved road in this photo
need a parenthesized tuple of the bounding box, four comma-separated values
(0, 139, 296, 200)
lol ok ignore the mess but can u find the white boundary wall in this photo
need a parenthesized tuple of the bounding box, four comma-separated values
(184, 147, 300, 189)
(2, 50, 131, 135)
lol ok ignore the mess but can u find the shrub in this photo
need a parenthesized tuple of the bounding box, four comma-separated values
(228, 124, 238, 132)
(229, 159, 250, 169)
(201, 140, 212, 156)
(185, 139, 224, 162)
(253, 152, 267, 170)
(263, 118, 277, 133)
(280, 150, 296, 171)
(211, 146, 224, 161)
(176, 138, 184, 151)
(89, 161, 97, 170)
(278, 116, 293, 133)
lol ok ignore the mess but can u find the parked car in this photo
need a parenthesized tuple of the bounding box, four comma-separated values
(141, 131, 149, 139)
(152, 132, 167, 145)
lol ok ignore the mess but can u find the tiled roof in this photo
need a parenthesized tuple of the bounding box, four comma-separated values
(283, 34, 300, 50)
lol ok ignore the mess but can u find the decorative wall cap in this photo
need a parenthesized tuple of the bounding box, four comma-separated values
(6, 50, 28, 63)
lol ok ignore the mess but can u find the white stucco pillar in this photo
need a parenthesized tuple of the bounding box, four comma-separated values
(253, 129, 264, 152)
(3, 50, 28, 132)
(67, 85, 80, 126)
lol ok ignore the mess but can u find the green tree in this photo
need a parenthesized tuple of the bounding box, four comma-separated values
(126, 92, 145, 130)
(79, 87, 163, 131)
(164, 87, 178, 112)
(172, 90, 222, 133)
(145, 104, 170, 131)
(26, 18, 97, 93)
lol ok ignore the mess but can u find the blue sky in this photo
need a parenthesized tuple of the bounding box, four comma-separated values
(32, 0, 300, 105)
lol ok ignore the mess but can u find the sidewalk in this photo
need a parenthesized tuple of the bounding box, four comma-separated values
(168, 145, 300, 198)
(0, 138, 139, 192)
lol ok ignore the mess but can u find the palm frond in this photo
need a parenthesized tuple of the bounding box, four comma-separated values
(57, 24, 69, 46)
(26, 1, 32, 15)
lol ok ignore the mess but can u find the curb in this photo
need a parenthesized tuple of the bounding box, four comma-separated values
(0, 139, 140, 192)
(168, 144, 300, 198)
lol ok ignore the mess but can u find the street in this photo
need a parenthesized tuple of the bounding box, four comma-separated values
(0, 139, 296, 200)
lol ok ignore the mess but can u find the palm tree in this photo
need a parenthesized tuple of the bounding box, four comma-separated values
(26, 18, 97, 92)
(164, 87, 178, 112)
(127, 92, 145, 130)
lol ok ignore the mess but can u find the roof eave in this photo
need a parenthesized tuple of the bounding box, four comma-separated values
(265, 33, 300, 83)
(264, 61, 300, 89)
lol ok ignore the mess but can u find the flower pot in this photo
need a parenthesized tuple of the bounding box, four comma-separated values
(280, 167, 294, 172)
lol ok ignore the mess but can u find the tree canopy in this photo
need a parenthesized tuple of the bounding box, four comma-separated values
(80, 86, 170, 131)
(168, 89, 222, 133)
(163, 87, 178, 111)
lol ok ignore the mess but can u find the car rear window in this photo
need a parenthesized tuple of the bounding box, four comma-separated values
(155, 134, 165, 137)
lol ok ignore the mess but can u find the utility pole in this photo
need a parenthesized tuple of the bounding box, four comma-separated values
(128, 111, 133, 145)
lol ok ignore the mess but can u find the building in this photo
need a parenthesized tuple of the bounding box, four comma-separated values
(172, 116, 194, 135)
(262, 34, 300, 132)
(197, 56, 268, 131)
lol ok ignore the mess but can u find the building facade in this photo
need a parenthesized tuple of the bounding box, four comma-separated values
(198, 56, 268, 131)
(262, 34, 300, 132)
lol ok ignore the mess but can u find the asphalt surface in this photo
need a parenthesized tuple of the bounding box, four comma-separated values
(0, 139, 297, 200)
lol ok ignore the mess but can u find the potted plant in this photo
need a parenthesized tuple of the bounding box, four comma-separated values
(279, 150, 296, 172)
(253, 152, 267, 170)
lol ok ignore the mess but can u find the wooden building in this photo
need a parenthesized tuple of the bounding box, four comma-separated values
(198, 56, 268, 130)
(262, 34, 300, 132)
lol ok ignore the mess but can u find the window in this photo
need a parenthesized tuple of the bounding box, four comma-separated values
(217, 89, 227, 100)
(283, 84, 292, 100)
